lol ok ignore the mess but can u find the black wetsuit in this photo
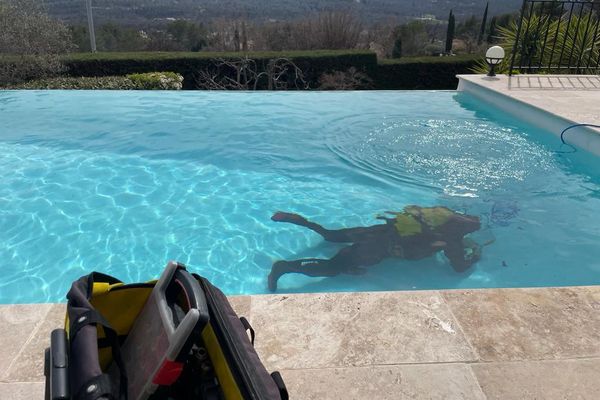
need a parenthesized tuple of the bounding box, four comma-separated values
(268, 209, 481, 291)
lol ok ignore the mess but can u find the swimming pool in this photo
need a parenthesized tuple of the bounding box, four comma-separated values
(1, 90, 599, 303)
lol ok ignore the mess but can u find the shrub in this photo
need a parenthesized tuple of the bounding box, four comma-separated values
(318, 67, 373, 90)
(5, 76, 135, 89)
(5, 72, 184, 90)
(126, 72, 184, 90)
(0, 0, 73, 85)
(471, 12, 600, 74)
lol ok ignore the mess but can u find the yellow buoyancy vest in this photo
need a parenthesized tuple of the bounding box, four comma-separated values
(394, 213, 422, 237)
(394, 206, 455, 237)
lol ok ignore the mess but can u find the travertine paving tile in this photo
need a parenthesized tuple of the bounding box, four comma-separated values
(457, 74, 600, 137)
(0, 382, 44, 400)
(472, 358, 600, 400)
(228, 295, 251, 319)
(443, 287, 600, 361)
(281, 363, 486, 400)
(0, 297, 248, 384)
(4, 304, 66, 382)
(3, 286, 600, 399)
(0, 304, 52, 380)
(251, 291, 477, 370)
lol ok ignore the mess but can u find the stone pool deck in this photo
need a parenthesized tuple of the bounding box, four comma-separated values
(457, 74, 600, 155)
(2, 286, 600, 399)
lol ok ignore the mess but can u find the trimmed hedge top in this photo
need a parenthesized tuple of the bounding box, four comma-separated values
(375, 55, 482, 90)
(3, 50, 486, 90)
(380, 54, 483, 65)
(62, 50, 379, 89)
(64, 49, 376, 62)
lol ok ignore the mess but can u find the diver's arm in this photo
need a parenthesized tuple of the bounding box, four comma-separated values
(444, 238, 480, 272)
(376, 217, 395, 224)
(375, 214, 396, 224)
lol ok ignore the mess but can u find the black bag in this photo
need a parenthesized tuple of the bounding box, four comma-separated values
(44, 262, 288, 400)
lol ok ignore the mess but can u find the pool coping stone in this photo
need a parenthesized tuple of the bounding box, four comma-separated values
(457, 74, 600, 156)
(2, 285, 600, 399)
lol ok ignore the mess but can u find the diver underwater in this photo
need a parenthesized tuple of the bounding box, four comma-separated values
(268, 205, 484, 292)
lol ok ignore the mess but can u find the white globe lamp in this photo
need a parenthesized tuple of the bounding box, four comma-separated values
(485, 46, 505, 77)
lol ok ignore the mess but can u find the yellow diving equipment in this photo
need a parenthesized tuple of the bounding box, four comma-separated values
(394, 206, 455, 237)
(394, 213, 422, 237)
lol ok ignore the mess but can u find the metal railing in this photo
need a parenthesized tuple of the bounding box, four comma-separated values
(509, 0, 600, 75)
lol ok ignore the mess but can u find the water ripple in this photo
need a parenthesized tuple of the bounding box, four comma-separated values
(0, 90, 599, 302)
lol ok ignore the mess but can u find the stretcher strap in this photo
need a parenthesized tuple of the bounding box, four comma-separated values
(239, 317, 255, 346)
(270, 372, 289, 400)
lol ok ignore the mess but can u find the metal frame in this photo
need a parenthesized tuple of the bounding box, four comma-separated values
(509, 0, 600, 75)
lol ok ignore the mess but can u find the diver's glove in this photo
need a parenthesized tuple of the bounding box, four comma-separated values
(463, 237, 482, 263)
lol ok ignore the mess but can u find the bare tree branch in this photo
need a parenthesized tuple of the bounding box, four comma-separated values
(195, 57, 308, 90)
(318, 67, 373, 90)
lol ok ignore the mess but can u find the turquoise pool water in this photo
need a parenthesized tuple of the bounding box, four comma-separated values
(1, 90, 599, 303)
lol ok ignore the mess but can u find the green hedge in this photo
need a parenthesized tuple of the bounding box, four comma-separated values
(3, 51, 483, 90)
(62, 50, 378, 89)
(374, 55, 483, 90)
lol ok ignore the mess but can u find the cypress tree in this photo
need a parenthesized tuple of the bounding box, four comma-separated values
(478, 2, 489, 45)
(445, 10, 455, 54)
(487, 16, 498, 44)
(392, 36, 402, 58)
(233, 27, 240, 52)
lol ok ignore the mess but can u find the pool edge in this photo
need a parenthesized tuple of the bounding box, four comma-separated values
(457, 74, 600, 156)
(2, 285, 600, 399)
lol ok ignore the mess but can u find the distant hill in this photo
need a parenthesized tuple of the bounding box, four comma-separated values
(45, 0, 523, 26)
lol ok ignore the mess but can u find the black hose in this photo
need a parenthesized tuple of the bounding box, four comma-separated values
(556, 123, 600, 154)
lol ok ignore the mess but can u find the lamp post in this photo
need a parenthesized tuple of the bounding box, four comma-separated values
(485, 46, 505, 77)
(85, 0, 97, 52)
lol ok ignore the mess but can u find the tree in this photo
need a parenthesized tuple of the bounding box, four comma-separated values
(445, 10, 455, 54)
(233, 27, 241, 52)
(252, 21, 293, 51)
(0, 0, 73, 85)
(364, 21, 398, 58)
(457, 15, 481, 53)
(205, 19, 250, 52)
(394, 21, 429, 56)
(495, 13, 517, 31)
(458, 15, 479, 36)
(313, 11, 362, 50)
(96, 23, 148, 52)
(487, 16, 498, 43)
(69, 25, 90, 52)
(240, 21, 248, 51)
(203, 11, 363, 53)
(166, 20, 207, 51)
(392, 36, 402, 58)
(478, 2, 489, 45)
